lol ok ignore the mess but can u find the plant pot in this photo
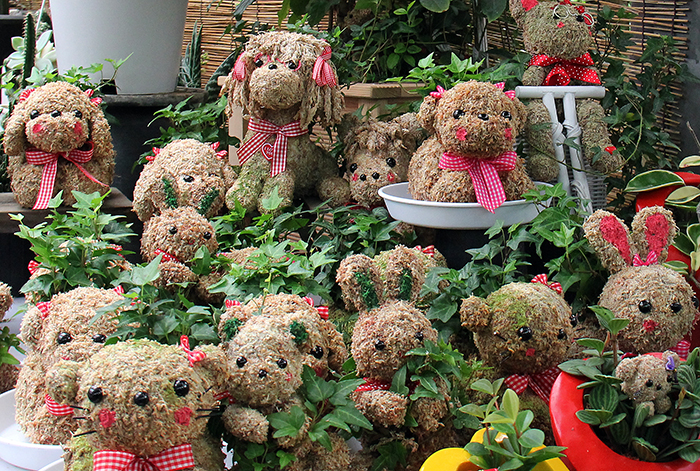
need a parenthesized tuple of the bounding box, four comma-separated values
(50, 0, 188, 94)
(550, 372, 697, 471)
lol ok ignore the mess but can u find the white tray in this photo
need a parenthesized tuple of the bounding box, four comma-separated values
(379, 182, 551, 230)
(0, 390, 63, 471)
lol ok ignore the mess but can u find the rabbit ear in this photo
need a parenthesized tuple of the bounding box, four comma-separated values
(381, 246, 426, 303)
(336, 254, 384, 312)
(583, 210, 633, 273)
(631, 206, 676, 264)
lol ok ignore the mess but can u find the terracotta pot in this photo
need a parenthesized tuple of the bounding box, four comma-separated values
(550, 372, 698, 471)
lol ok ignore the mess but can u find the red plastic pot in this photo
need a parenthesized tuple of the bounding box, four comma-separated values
(549, 372, 699, 471)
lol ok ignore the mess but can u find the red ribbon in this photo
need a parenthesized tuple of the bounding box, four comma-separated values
(439, 151, 517, 213)
(25, 142, 107, 210)
(36, 301, 51, 318)
(528, 53, 601, 86)
(671, 340, 691, 359)
(44, 394, 73, 416)
(531, 274, 563, 295)
(430, 85, 446, 100)
(28, 260, 40, 274)
(237, 119, 308, 177)
(154, 249, 181, 264)
(414, 245, 435, 257)
(633, 252, 658, 267)
(493, 82, 516, 100)
(316, 306, 329, 320)
(312, 46, 337, 87)
(93, 444, 195, 471)
(504, 366, 561, 403)
(180, 336, 205, 367)
(224, 299, 242, 309)
(355, 378, 392, 393)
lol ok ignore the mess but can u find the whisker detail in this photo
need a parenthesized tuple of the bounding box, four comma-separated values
(72, 430, 97, 437)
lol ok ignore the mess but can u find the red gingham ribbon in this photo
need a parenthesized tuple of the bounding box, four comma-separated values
(154, 249, 181, 264)
(25, 142, 107, 210)
(671, 340, 691, 360)
(209, 142, 228, 160)
(302, 296, 314, 307)
(504, 366, 561, 403)
(316, 306, 329, 320)
(439, 151, 517, 213)
(93, 444, 195, 471)
(180, 336, 205, 367)
(36, 301, 51, 318)
(493, 82, 516, 100)
(414, 245, 435, 257)
(312, 46, 337, 87)
(531, 274, 563, 295)
(429, 85, 446, 100)
(84, 89, 103, 106)
(529, 53, 601, 86)
(633, 251, 658, 267)
(44, 394, 73, 416)
(355, 378, 391, 393)
(224, 299, 242, 309)
(237, 119, 308, 177)
(113, 286, 125, 295)
(232, 54, 247, 82)
(28, 260, 40, 274)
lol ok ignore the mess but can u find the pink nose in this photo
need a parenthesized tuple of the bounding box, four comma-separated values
(74, 122, 83, 135)
(504, 128, 513, 140)
(32, 123, 44, 134)
(456, 127, 467, 141)
(557, 21, 564, 28)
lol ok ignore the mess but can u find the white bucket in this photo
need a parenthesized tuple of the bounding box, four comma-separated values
(50, 0, 188, 94)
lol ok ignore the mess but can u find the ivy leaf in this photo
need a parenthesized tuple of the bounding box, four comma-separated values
(276, 450, 296, 469)
(419, 0, 450, 13)
(302, 365, 335, 403)
(426, 293, 458, 322)
(390, 365, 410, 396)
(269, 406, 307, 439)
(330, 405, 373, 430)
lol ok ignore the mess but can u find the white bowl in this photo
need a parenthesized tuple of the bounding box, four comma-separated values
(0, 390, 63, 470)
(379, 182, 552, 230)
(37, 461, 62, 471)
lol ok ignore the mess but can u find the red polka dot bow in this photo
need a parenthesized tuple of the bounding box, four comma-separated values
(154, 249, 181, 264)
(504, 366, 561, 403)
(439, 151, 518, 213)
(529, 53, 601, 86)
(237, 119, 308, 177)
(93, 443, 195, 471)
(25, 141, 107, 210)
(180, 336, 206, 367)
(312, 46, 338, 87)
(531, 274, 563, 295)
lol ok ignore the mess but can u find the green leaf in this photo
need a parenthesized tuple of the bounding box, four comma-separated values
(331, 405, 373, 430)
(478, 0, 508, 22)
(679, 155, 700, 168)
(625, 170, 684, 192)
(302, 365, 335, 403)
(483, 410, 514, 424)
(643, 414, 668, 427)
(678, 446, 700, 463)
(269, 406, 307, 439)
(426, 293, 458, 322)
(130, 256, 162, 286)
(588, 384, 619, 412)
(515, 409, 534, 432)
(261, 187, 284, 212)
(471, 378, 496, 396)
(667, 186, 700, 204)
(502, 389, 519, 421)
(519, 428, 545, 448)
(633, 403, 651, 428)
(419, 0, 450, 13)
(276, 450, 296, 469)
(576, 339, 605, 356)
(688, 224, 700, 250)
(308, 428, 333, 450)
(576, 409, 612, 425)
(390, 365, 410, 396)
(386, 53, 400, 70)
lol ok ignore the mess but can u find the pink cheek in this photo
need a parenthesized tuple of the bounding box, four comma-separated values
(285, 372, 293, 382)
(456, 127, 467, 141)
(74, 122, 83, 135)
(557, 21, 564, 28)
(174, 407, 193, 426)
(387, 172, 395, 183)
(504, 128, 513, 140)
(99, 409, 116, 428)
(526, 348, 536, 357)
(32, 123, 44, 134)
(352, 174, 358, 182)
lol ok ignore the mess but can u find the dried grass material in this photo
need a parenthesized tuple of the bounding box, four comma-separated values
(15, 287, 122, 444)
(0, 282, 18, 394)
(0, 282, 11, 315)
(336, 254, 384, 312)
(3, 82, 115, 208)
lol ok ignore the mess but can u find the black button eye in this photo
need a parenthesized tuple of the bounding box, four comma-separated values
(372, 172, 380, 180)
(656, 385, 662, 390)
(254, 58, 264, 67)
(386, 158, 396, 168)
(359, 174, 366, 181)
(134, 391, 149, 406)
(169, 226, 178, 235)
(501, 111, 512, 120)
(645, 379, 654, 387)
(268, 63, 277, 70)
(258, 369, 267, 378)
(57, 332, 72, 344)
(203, 232, 212, 240)
(30, 110, 39, 119)
(415, 331, 424, 341)
(453, 109, 465, 119)
(74, 110, 83, 119)
(557, 329, 567, 340)
(236, 356, 247, 368)
(517, 326, 532, 341)
(287, 61, 297, 70)
(173, 380, 189, 397)
(311, 346, 324, 359)
(694, 296, 699, 308)
(477, 113, 489, 121)
(638, 300, 652, 313)
(375, 340, 386, 351)
(88, 386, 103, 404)
(50, 110, 61, 118)
(277, 358, 287, 369)
(671, 302, 682, 313)
(349, 163, 358, 172)
(570, 314, 578, 327)
(92, 334, 106, 343)
(576, 14, 585, 22)
(183, 175, 194, 183)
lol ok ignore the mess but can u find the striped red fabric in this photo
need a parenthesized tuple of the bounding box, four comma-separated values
(36, 301, 51, 318)
(180, 336, 205, 367)
(312, 46, 337, 87)
(224, 299, 241, 309)
(28, 260, 40, 274)
(633, 252, 658, 267)
(237, 119, 308, 177)
(504, 366, 561, 403)
(93, 444, 195, 471)
(44, 394, 73, 416)
(530, 274, 563, 295)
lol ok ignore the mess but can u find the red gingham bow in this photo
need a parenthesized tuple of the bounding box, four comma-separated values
(671, 340, 691, 360)
(504, 366, 561, 403)
(113, 286, 125, 295)
(93, 444, 195, 471)
(84, 89, 103, 106)
(531, 274, 563, 295)
(414, 245, 435, 257)
(19, 88, 35, 102)
(45, 394, 73, 416)
(28, 260, 40, 274)
(316, 306, 329, 320)
(154, 249, 181, 264)
(633, 251, 658, 267)
(36, 301, 51, 318)
(529, 53, 601, 86)
(237, 119, 308, 177)
(25, 142, 107, 209)
(302, 296, 314, 307)
(180, 336, 205, 367)
(225, 299, 242, 309)
(312, 46, 337, 87)
(209, 142, 228, 160)
(439, 151, 517, 213)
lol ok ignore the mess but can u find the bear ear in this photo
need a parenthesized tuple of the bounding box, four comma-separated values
(46, 359, 81, 406)
(583, 209, 633, 273)
(20, 303, 48, 350)
(338, 113, 362, 144)
(417, 94, 440, 135)
(382, 246, 426, 303)
(390, 112, 424, 152)
(460, 296, 491, 331)
(0, 282, 11, 317)
(336, 254, 384, 312)
(219, 300, 248, 342)
(509, 0, 537, 27)
(194, 344, 232, 391)
(613, 356, 638, 382)
(630, 206, 676, 264)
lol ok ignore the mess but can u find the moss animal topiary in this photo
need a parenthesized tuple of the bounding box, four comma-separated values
(132, 139, 237, 222)
(509, 0, 621, 180)
(408, 81, 533, 212)
(0, 282, 19, 394)
(583, 206, 698, 354)
(221, 31, 350, 214)
(615, 351, 680, 417)
(14, 287, 123, 444)
(3, 82, 115, 209)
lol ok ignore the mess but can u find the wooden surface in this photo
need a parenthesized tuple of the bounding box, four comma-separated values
(0, 188, 134, 234)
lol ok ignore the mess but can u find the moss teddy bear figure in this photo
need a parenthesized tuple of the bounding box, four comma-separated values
(583, 206, 698, 354)
(408, 81, 533, 212)
(221, 31, 350, 214)
(47, 338, 226, 471)
(509, 0, 621, 180)
(133, 139, 237, 221)
(0, 282, 19, 394)
(339, 113, 424, 208)
(460, 276, 574, 431)
(14, 287, 123, 444)
(3, 82, 115, 209)
(615, 351, 680, 417)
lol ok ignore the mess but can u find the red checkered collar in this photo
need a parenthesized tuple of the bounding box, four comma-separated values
(93, 443, 195, 471)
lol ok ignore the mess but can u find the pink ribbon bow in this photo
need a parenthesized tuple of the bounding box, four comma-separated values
(179, 336, 205, 367)
(439, 151, 518, 213)
(633, 252, 658, 267)
(504, 366, 561, 403)
(44, 394, 73, 416)
(209, 142, 228, 160)
(529, 53, 601, 86)
(25, 142, 107, 210)
(531, 274, 563, 295)
(312, 46, 337, 87)
(237, 119, 308, 177)
(93, 444, 195, 471)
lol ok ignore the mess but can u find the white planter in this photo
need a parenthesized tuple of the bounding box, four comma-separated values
(50, 0, 188, 94)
